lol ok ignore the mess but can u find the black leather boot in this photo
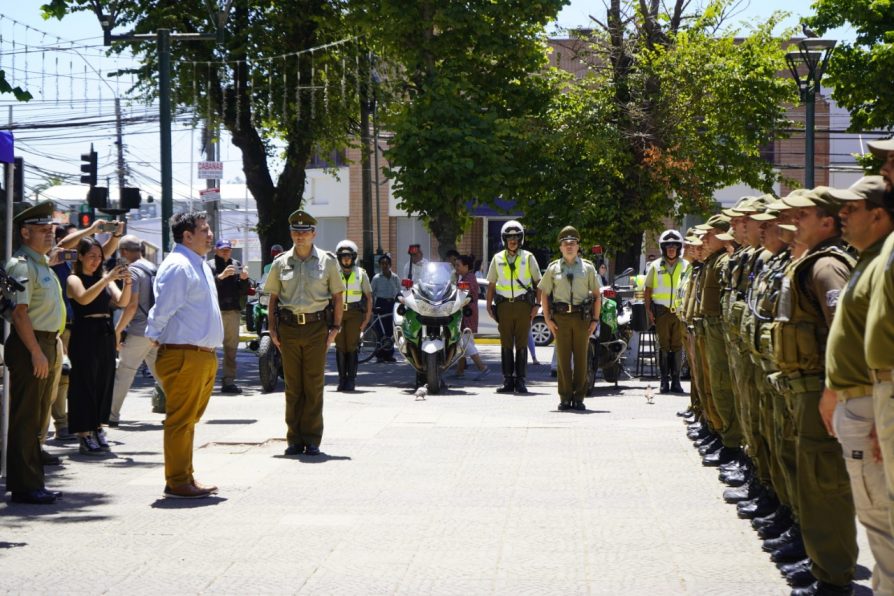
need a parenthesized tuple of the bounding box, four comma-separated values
(669, 351, 685, 393)
(514, 348, 528, 394)
(335, 351, 346, 391)
(659, 351, 670, 393)
(497, 349, 515, 393)
(344, 351, 357, 391)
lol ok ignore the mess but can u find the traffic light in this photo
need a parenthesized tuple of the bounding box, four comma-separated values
(80, 145, 97, 186)
(78, 210, 95, 229)
(120, 187, 141, 210)
(2, 157, 24, 202)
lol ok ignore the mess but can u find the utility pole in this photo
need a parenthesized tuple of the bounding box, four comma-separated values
(359, 50, 374, 278)
(2, 105, 12, 478)
(113, 97, 128, 226)
(97, 6, 231, 254)
(202, 123, 221, 241)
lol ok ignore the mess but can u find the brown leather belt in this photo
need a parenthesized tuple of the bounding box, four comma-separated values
(553, 302, 586, 313)
(872, 370, 893, 383)
(836, 384, 875, 400)
(160, 343, 215, 353)
(279, 309, 327, 325)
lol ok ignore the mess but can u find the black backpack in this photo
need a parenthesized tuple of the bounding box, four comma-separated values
(130, 261, 157, 316)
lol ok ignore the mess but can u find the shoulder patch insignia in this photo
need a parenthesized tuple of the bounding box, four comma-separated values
(826, 289, 841, 308)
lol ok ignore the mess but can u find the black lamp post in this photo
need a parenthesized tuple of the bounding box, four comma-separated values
(786, 38, 836, 189)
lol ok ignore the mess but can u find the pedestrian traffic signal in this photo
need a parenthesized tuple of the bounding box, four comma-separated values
(78, 210, 95, 229)
(80, 145, 97, 186)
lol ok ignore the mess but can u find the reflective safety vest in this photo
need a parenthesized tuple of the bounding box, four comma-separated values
(342, 269, 363, 303)
(494, 250, 534, 298)
(649, 258, 689, 308)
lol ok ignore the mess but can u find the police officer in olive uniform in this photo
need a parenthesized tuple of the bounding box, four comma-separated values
(4, 201, 66, 504)
(644, 229, 689, 394)
(264, 210, 344, 456)
(821, 176, 894, 595)
(538, 226, 601, 411)
(865, 137, 894, 568)
(485, 220, 541, 394)
(333, 239, 372, 392)
(770, 188, 857, 596)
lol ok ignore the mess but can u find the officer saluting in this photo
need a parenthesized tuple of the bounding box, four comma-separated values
(4, 201, 65, 504)
(485, 220, 541, 394)
(538, 226, 601, 411)
(264, 210, 344, 456)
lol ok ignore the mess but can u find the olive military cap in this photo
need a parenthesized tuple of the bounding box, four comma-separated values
(684, 235, 703, 246)
(694, 213, 731, 232)
(288, 209, 317, 231)
(14, 200, 58, 226)
(785, 186, 846, 210)
(868, 136, 894, 159)
(828, 176, 887, 208)
(557, 226, 580, 242)
(722, 196, 760, 217)
(751, 208, 780, 221)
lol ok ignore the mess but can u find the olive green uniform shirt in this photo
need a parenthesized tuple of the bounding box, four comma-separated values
(865, 232, 894, 370)
(699, 250, 725, 317)
(538, 257, 600, 305)
(5, 245, 65, 332)
(263, 245, 344, 313)
(826, 238, 885, 393)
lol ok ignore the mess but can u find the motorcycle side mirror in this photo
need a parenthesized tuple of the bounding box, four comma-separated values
(457, 280, 470, 291)
(401, 279, 414, 289)
(618, 267, 635, 278)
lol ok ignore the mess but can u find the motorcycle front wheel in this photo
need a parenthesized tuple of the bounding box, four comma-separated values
(426, 352, 443, 394)
(258, 335, 279, 393)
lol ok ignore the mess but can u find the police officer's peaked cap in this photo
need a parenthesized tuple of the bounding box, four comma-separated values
(694, 214, 731, 232)
(715, 232, 735, 241)
(288, 209, 317, 231)
(684, 235, 703, 246)
(557, 226, 580, 242)
(14, 200, 58, 226)
(750, 194, 775, 212)
(786, 186, 845, 210)
(868, 136, 894, 159)
(828, 176, 888, 208)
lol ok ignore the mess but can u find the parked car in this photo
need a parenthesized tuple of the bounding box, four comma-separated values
(476, 274, 554, 346)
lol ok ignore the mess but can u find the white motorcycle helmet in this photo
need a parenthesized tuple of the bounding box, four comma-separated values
(500, 220, 525, 247)
(335, 239, 358, 265)
(658, 229, 683, 258)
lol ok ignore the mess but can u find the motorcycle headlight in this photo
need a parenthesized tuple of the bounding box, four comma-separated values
(259, 294, 269, 307)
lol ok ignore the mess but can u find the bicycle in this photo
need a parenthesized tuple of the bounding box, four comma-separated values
(357, 308, 396, 364)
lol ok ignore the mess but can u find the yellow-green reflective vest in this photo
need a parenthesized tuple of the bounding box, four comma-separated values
(494, 250, 533, 298)
(343, 269, 363, 303)
(650, 259, 688, 308)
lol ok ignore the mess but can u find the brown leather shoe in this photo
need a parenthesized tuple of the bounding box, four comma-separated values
(192, 480, 218, 494)
(163, 483, 211, 499)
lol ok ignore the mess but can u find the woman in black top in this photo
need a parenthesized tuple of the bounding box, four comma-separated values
(66, 237, 131, 455)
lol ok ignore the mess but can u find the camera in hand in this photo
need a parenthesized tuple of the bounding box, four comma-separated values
(60, 249, 78, 263)
(99, 221, 118, 233)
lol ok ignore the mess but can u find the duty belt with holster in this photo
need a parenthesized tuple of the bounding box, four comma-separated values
(278, 309, 327, 325)
(651, 303, 672, 317)
(495, 291, 535, 305)
(552, 300, 593, 320)
(768, 371, 823, 396)
(344, 300, 366, 312)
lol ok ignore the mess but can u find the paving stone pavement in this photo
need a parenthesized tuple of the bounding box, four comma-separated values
(1, 345, 874, 595)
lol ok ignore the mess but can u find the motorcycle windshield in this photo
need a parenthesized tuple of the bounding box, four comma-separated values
(415, 262, 455, 304)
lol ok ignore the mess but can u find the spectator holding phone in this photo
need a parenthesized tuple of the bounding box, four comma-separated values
(66, 237, 131, 455)
(208, 239, 250, 394)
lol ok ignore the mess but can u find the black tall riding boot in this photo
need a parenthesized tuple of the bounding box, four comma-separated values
(335, 350, 347, 391)
(344, 351, 358, 391)
(669, 351, 685, 393)
(659, 350, 670, 393)
(514, 348, 529, 393)
(497, 348, 515, 393)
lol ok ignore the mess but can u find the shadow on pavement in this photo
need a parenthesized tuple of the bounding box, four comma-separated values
(2, 491, 112, 519)
(150, 495, 227, 509)
(106, 457, 161, 469)
(274, 453, 352, 463)
(112, 422, 164, 432)
(204, 419, 258, 425)
(0, 542, 27, 549)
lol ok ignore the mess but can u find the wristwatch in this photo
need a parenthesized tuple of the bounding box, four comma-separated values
(329, 325, 342, 332)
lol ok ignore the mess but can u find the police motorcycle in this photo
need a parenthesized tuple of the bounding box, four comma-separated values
(246, 272, 283, 393)
(0, 264, 27, 368)
(587, 266, 635, 389)
(393, 261, 473, 394)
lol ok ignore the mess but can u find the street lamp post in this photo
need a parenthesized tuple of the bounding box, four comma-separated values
(95, 5, 232, 254)
(786, 38, 836, 189)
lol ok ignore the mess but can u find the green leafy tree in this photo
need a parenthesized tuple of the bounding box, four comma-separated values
(357, 0, 567, 257)
(43, 0, 360, 261)
(806, 0, 894, 131)
(0, 71, 32, 101)
(521, 2, 797, 269)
